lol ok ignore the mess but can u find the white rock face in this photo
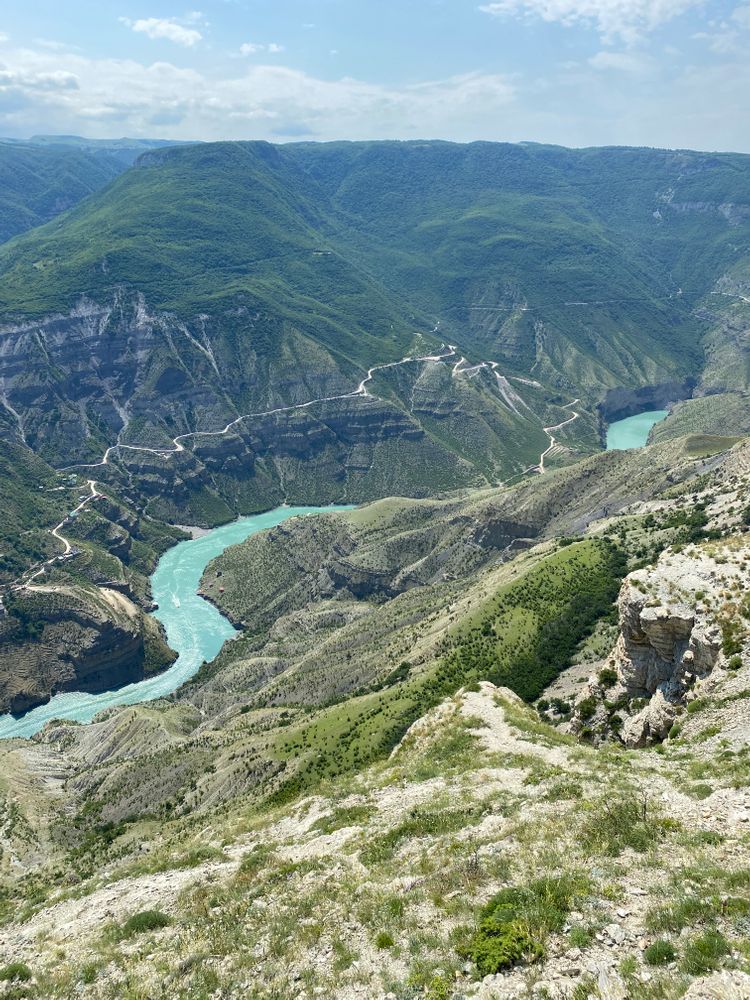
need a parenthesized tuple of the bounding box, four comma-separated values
(684, 970, 750, 999)
(573, 542, 748, 746)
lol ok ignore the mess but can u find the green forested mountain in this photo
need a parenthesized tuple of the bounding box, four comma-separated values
(285, 141, 750, 387)
(0, 138, 178, 245)
(0, 139, 749, 518)
(2, 140, 749, 387)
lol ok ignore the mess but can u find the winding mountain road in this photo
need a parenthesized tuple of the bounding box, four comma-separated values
(538, 400, 580, 473)
(21, 480, 100, 588)
(19, 340, 581, 588)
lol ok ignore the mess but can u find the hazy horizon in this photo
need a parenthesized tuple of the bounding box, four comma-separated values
(1, 1, 749, 153)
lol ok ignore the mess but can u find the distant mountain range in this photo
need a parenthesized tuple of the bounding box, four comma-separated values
(0, 136, 184, 244)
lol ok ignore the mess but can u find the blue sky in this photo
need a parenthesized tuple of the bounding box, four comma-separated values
(0, 1, 748, 151)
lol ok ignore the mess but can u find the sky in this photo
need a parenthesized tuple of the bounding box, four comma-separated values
(0, 1, 749, 152)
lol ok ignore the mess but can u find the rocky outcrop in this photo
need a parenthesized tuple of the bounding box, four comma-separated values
(571, 544, 741, 746)
(684, 971, 750, 999)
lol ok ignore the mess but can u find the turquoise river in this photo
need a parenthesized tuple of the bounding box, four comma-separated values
(0, 412, 667, 740)
(0, 506, 351, 740)
(606, 410, 668, 451)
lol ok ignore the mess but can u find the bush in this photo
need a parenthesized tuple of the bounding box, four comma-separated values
(466, 875, 584, 975)
(580, 793, 667, 856)
(644, 939, 677, 966)
(120, 910, 171, 938)
(598, 667, 617, 689)
(0, 963, 32, 982)
(577, 696, 598, 721)
(469, 919, 542, 975)
(680, 930, 729, 975)
(375, 931, 394, 949)
(728, 655, 743, 670)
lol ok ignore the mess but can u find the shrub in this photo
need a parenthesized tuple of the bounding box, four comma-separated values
(728, 655, 743, 670)
(0, 963, 32, 982)
(644, 939, 677, 966)
(469, 919, 542, 975)
(551, 697, 571, 715)
(577, 696, 598, 721)
(687, 699, 707, 714)
(580, 793, 667, 856)
(680, 930, 729, 975)
(375, 931, 394, 949)
(425, 974, 453, 1000)
(668, 723, 682, 740)
(598, 667, 617, 688)
(466, 875, 584, 975)
(120, 910, 171, 938)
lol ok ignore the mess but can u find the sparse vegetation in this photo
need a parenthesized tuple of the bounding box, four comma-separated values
(644, 939, 677, 966)
(118, 910, 172, 939)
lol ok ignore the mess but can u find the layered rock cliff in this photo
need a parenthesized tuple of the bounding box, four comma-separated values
(572, 542, 745, 745)
(0, 293, 554, 520)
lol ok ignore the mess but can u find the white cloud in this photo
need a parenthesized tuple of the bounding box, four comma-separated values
(479, 0, 704, 42)
(693, 3, 750, 53)
(0, 68, 79, 91)
(238, 41, 284, 56)
(588, 50, 652, 72)
(1, 33, 749, 153)
(0, 33, 9, 44)
(121, 17, 203, 47)
(33, 38, 73, 51)
(0, 43, 516, 143)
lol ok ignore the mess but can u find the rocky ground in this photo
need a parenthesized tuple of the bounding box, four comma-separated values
(3, 669, 750, 998)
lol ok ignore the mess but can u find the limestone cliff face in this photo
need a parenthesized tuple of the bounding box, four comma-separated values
(572, 544, 742, 746)
(0, 293, 544, 518)
(0, 294, 349, 466)
(599, 381, 693, 424)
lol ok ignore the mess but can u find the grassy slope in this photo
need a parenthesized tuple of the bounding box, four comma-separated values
(0, 440, 65, 582)
(651, 393, 750, 444)
(3, 438, 750, 998)
(268, 538, 625, 803)
(5, 610, 750, 998)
